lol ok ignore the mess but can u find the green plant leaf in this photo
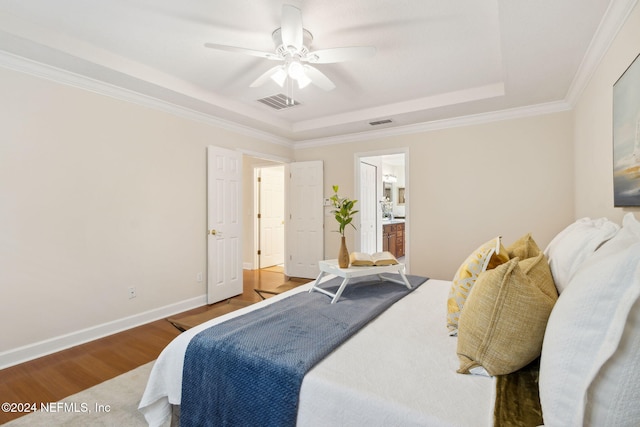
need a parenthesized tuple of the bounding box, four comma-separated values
(329, 185, 358, 236)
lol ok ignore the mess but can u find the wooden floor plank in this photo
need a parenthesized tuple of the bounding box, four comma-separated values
(0, 268, 296, 424)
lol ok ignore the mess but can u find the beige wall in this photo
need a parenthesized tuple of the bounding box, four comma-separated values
(574, 1, 640, 221)
(295, 111, 575, 280)
(2, 2, 638, 366)
(0, 66, 292, 362)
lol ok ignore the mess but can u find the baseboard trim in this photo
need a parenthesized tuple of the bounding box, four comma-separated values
(0, 294, 207, 370)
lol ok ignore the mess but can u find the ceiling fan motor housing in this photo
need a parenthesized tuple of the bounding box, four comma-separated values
(272, 28, 313, 60)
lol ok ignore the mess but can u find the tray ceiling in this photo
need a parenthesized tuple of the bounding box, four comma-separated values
(0, 0, 633, 145)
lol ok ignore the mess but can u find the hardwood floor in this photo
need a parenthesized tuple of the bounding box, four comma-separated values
(0, 268, 300, 424)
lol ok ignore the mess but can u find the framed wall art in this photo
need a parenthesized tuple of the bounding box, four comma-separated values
(398, 187, 406, 205)
(613, 52, 640, 207)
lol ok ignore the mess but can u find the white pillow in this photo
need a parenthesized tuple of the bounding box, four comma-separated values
(539, 220, 640, 427)
(543, 217, 619, 293)
(592, 213, 640, 255)
(585, 293, 640, 426)
(583, 213, 640, 426)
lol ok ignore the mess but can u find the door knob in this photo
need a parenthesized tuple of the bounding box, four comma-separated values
(209, 229, 217, 235)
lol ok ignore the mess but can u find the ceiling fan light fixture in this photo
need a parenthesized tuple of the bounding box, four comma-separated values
(287, 60, 305, 81)
(270, 67, 287, 87)
(204, 5, 376, 92)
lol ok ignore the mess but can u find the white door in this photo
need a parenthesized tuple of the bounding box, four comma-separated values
(285, 161, 324, 279)
(259, 166, 285, 268)
(207, 146, 243, 304)
(359, 161, 378, 253)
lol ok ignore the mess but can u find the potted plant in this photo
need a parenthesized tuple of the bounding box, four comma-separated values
(330, 185, 359, 267)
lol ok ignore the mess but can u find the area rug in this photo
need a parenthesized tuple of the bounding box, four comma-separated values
(3, 362, 158, 427)
(167, 298, 254, 331)
(168, 277, 309, 332)
(254, 277, 309, 300)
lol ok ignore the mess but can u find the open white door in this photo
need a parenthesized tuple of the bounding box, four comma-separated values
(359, 161, 378, 253)
(207, 146, 243, 304)
(258, 166, 285, 268)
(285, 161, 324, 279)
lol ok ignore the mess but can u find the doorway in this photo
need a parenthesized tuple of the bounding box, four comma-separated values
(208, 151, 323, 303)
(254, 165, 285, 270)
(355, 151, 408, 268)
(249, 158, 323, 279)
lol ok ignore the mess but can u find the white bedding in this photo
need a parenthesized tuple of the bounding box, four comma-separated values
(139, 278, 495, 427)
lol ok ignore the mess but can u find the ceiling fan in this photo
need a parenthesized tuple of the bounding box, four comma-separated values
(204, 4, 376, 91)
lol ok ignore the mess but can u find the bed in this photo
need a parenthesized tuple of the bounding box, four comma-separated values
(139, 213, 640, 427)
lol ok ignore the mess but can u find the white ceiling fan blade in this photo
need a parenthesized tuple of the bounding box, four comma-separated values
(303, 65, 336, 91)
(306, 46, 376, 64)
(250, 66, 285, 87)
(281, 4, 303, 50)
(204, 43, 280, 60)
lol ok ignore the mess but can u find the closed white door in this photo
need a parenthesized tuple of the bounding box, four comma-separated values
(207, 146, 243, 304)
(285, 161, 324, 279)
(359, 161, 378, 253)
(259, 165, 285, 268)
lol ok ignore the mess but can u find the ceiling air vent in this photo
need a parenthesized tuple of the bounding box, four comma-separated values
(369, 119, 393, 126)
(257, 94, 300, 110)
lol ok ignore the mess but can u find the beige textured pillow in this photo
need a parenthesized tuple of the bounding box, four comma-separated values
(447, 237, 510, 335)
(506, 233, 541, 260)
(457, 253, 558, 376)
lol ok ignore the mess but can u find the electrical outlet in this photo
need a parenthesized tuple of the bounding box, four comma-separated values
(128, 287, 136, 299)
(196, 272, 203, 282)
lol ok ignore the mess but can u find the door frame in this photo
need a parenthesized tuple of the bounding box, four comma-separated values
(354, 148, 410, 272)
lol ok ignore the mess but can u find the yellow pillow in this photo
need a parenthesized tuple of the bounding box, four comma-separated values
(447, 237, 509, 335)
(456, 253, 558, 376)
(506, 233, 541, 260)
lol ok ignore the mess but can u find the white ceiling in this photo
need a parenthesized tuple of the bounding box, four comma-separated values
(0, 0, 634, 146)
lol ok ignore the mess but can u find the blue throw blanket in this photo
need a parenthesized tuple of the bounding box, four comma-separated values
(181, 273, 428, 427)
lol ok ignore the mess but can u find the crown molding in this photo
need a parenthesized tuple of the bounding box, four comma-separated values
(0, 50, 294, 149)
(0, 47, 572, 150)
(565, 0, 639, 107)
(2, 0, 635, 153)
(296, 0, 637, 149)
(293, 100, 572, 149)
